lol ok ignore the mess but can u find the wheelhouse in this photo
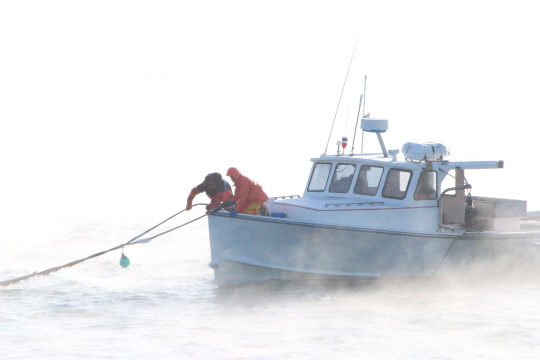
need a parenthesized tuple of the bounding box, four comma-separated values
(304, 156, 439, 204)
(268, 118, 510, 233)
(295, 150, 507, 232)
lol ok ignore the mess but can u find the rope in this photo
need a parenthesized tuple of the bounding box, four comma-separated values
(0, 203, 219, 288)
(439, 167, 469, 187)
(433, 238, 456, 276)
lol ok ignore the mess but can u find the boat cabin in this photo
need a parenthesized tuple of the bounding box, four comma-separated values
(266, 119, 524, 234)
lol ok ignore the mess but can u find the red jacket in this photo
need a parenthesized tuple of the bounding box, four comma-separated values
(226, 167, 269, 213)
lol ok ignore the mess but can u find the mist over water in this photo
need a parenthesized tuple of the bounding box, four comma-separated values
(3, 1, 540, 358)
(2, 217, 540, 359)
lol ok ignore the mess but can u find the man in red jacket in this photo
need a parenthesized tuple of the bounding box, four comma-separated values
(226, 167, 269, 217)
(186, 173, 233, 211)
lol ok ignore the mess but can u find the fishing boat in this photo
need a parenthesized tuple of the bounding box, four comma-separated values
(207, 117, 540, 285)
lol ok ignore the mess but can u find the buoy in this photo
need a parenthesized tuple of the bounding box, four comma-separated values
(120, 252, 130, 268)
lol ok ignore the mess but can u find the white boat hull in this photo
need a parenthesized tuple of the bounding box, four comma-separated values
(207, 213, 540, 285)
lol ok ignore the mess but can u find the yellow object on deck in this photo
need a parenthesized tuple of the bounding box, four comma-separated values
(243, 202, 264, 215)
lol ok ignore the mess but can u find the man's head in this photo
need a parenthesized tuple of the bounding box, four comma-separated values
(226, 167, 241, 183)
(205, 173, 221, 183)
(203, 180, 217, 193)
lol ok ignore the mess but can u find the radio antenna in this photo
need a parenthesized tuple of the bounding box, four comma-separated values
(361, 75, 367, 154)
(350, 93, 363, 155)
(324, 37, 359, 155)
(363, 75, 367, 117)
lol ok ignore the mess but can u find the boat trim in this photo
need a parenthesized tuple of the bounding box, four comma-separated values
(210, 211, 456, 238)
(324, 201, 385, 208)
(221, 255, 381, 278)
(275, 202, 439, 213)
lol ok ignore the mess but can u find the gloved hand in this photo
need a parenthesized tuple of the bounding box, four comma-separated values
(230, 210, 238, 217)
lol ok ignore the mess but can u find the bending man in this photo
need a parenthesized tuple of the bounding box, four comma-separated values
(186, 173, 233, 211)
(226, 167, 269, 216)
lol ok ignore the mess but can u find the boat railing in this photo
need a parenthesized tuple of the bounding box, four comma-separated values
(438, 185, 472, 231)
(325, 202, 384, 208)
(273, 195, 301, 200)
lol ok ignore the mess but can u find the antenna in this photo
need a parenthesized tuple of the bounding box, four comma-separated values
(344, 106, 348, 134)
(324, 37, 359, 155)
(363, 75, 367, 117)
(350, 93, 363, 155)
(361, 75, 367, 154)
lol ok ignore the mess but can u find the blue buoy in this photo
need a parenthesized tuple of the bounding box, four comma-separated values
(120, 253, 130, 268)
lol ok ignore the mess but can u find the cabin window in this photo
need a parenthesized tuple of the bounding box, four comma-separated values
(414, 171, 438, 200)
(307, 163, 332, 192)
(329, 164, 356, 193)
(354, 165, 384, 196)
(382, 168, 412, 200)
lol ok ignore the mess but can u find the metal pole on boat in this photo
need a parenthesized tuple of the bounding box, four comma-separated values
(376, 133, 389, 157)
(363, 75, 367, 117)
(350, 93, 363, 155)
(324, 37, 359, 155)
(361, 75, 367, 154)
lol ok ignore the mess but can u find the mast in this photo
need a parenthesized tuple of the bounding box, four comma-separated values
(324, 38, 359, 155)
(361, 75, 367, 154)
(350, 93, 363, 155)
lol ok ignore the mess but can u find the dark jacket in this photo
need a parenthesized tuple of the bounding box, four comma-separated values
(187, 173, 232, 210)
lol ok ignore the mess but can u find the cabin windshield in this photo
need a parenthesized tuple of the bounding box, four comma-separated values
(414, 171, 438, 200)
(329, 164, 356, 193)
(382, 168, 412, 200)
(354, 165, 384, 196)
(307, 163, 332, 192)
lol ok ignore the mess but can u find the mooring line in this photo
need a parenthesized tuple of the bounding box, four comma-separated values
(0, 203, 214, 288)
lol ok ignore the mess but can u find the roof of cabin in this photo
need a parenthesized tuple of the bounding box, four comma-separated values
(311, 153, 503, 171)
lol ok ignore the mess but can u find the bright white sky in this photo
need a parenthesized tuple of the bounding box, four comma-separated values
(1, 0, 540, 221)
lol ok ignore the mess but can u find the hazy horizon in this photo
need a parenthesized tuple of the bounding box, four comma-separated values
(2, 1, 540, 224)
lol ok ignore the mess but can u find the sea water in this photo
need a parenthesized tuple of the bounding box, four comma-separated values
(1, 215, 540, 360)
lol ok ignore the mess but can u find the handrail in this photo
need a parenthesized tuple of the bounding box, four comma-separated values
(325, 201, 384, 208)
(273, 195, 301, 200)
(438, 185, 472, 231)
